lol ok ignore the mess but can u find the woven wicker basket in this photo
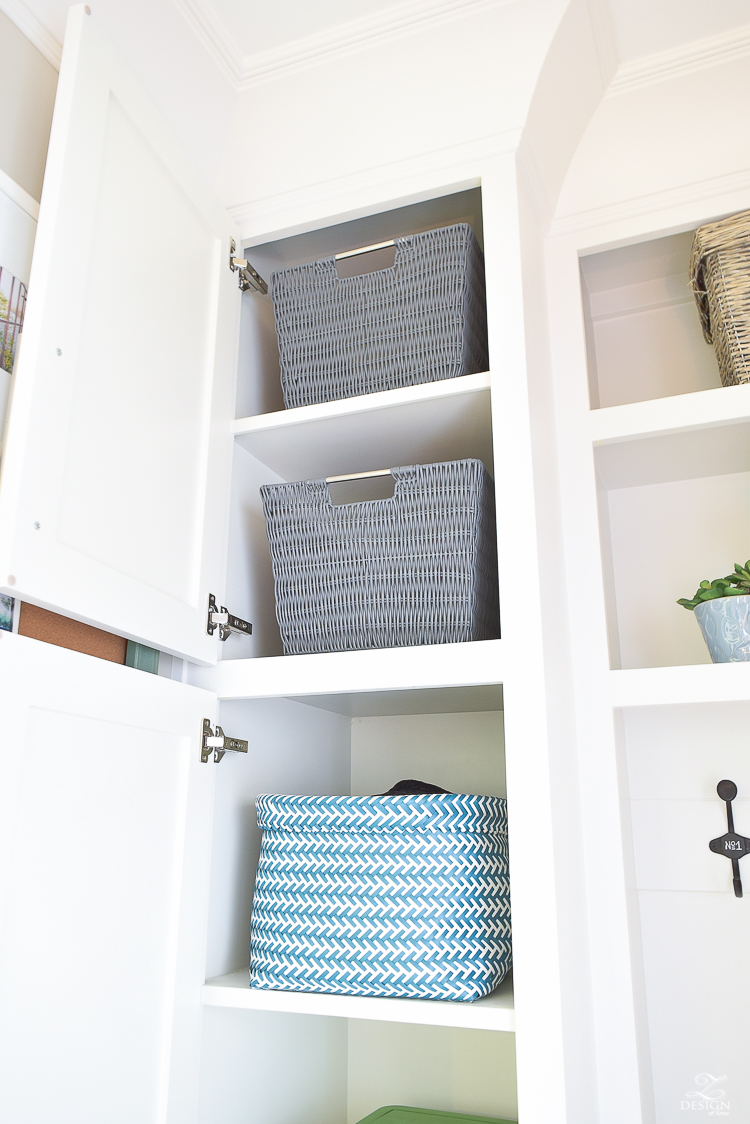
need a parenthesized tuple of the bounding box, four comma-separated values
(690, 209, 750, 386)
(271, 223, 489, 408)
(249, 792, 512, 1001)
(260, 458, 500, 655)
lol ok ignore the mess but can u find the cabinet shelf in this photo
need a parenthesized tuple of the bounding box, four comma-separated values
(589, 382, 750, 450)
(202, 969, 515, 1032)
(608, 663, 750, 708)
(194, 638, 504, 703)
(233, 372, 492, 481)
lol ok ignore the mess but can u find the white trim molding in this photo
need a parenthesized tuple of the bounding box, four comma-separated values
(174, 0, 512, 93)
(0, 166, 40, 220)
(227, 128, 521, 241)
(0, 0, 61, 69)
(607, 21, 750, 97)
(170, 0, 244, 87)
(550, 166, 750, 239)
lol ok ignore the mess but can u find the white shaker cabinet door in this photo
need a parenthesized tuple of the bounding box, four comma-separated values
(0, 632, 217, 1124)
(0, 4, 241, 663)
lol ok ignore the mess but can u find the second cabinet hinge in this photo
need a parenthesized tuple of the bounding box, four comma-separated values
(201, 719, 248, 764)
(207, 593, 252, 641)
(229, 238, 268, 294)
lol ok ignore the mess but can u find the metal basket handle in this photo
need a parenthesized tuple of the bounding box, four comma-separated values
(334, 240, 395, 262)
(323, 467, 403, 506)
(325, 468, 393, 483)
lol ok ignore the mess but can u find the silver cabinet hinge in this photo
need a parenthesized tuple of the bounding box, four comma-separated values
(207, 593, 252, 641)
(229, 238, 268, 294)
(201, 718, 248, 764)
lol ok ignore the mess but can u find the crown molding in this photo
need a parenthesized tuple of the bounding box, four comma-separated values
(228, 128, 521, 240)
(607, 22, 750, 97)
(174, 0, 511, 93)
(0, 0, 61, 69)
(550, 166, 750, 239)
(170, 0, 244, 87)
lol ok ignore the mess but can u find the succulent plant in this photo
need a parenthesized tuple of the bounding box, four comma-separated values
(678, 560, 750, 610)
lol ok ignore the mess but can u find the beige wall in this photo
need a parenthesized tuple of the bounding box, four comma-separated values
(0, 10, 56, 200)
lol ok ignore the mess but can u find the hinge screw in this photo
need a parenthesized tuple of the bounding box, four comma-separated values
(34, 522, 40, 530)
(56, 349, 62, 356)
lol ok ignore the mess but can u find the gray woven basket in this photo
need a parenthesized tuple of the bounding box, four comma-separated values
(260, 459, 500, 655)
(271, 223, 489, 409)
(690, 209, 750, 386)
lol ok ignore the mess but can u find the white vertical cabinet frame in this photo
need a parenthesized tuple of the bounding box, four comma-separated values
(0, 631, 216, 1124)
(0, 4, 240, 663)
(545, 230, 645, 1124)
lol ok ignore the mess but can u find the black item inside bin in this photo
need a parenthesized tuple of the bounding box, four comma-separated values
(376, 779, 453, 796)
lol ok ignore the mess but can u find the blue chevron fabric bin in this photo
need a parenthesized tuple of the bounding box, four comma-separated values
(249, 793, 512, 1002)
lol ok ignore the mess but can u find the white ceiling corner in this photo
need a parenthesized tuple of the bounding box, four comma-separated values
(174, 0, 511, 92)
(0, 0, 61, 68)
(607, 20, 750, 96)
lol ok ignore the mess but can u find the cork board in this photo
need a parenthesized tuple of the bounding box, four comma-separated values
(18, 603, 127, 664)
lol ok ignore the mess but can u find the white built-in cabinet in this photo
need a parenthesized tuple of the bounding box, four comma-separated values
(547, 196, 750, 1123)
(0, 7, 568, 1124)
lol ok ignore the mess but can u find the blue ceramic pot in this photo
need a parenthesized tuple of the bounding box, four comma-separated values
(694, 595, 750, 662)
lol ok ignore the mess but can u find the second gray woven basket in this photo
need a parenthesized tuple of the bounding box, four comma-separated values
(272, 223, 489, 408)
(690, 209, 750, 386)
(260, 459, 500, 655)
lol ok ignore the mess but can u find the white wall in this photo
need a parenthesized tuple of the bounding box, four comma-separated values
(0, 10, 56, 200)
(555, 54, 750, 226)
(214, 0, 574, 235)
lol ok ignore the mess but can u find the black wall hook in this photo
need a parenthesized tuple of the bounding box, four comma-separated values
(709, 780, 750, 898)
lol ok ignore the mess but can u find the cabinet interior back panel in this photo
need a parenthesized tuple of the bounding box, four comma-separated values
(622, 704, 750, 1123)
(350, 711, 505, 797)
(581, 230, 721, 409)
(199, 1006, 348, 1124)
(347, 1019, 517, 1124)
(602, 469, 750, 669)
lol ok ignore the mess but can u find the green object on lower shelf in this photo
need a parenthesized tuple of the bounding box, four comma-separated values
(125, 640, 160, 675)
(355, 1108, 516, 1124)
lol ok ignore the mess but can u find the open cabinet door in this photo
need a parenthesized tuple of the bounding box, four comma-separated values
(0, 631, 216, 1124)
(0, 4, 241, 663)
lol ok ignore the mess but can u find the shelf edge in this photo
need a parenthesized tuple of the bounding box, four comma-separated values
(196, 638, 504, 700)
(589, 384, 750, 446)
(202, 975, 515, 1032)
(233, 372, 492, 437)
(608, 662, 750, 708)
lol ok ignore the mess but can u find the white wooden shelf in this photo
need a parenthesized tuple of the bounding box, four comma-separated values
(608, 662, 750, 709)
(233, 372, 492, 481)
(589, 383, 750, 448)
(191, 638, 504, 702)
(202, 968, 515, 1032)
(591, 405, 750, 493)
